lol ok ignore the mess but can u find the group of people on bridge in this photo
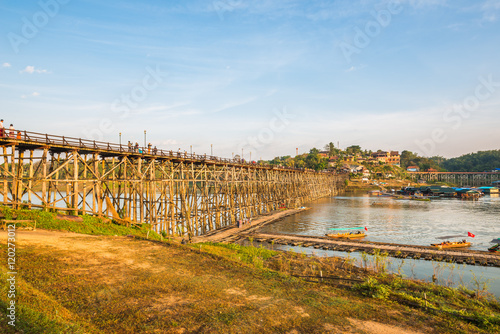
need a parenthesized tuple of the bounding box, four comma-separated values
(0, 120, 21, 139)
(127, 141, 158, 155)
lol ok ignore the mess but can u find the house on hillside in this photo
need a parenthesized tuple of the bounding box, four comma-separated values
(372, 151, 388, 163)
(328, 157, 337, 168)
(388, 151, 400, 166)
(407, 166, 420, 172)
(371, 151, 400, 166)
(343, 155, 356, 163)
(362, 168, 371, 178)
(318, 151, 329, 158)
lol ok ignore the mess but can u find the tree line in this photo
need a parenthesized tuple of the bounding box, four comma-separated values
(267, 142, 500, 173)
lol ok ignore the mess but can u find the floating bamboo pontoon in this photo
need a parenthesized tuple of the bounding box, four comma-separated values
(326, 232, 366, 239)
(221, 232, 500, 268)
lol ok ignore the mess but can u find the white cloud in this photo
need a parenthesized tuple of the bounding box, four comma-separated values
(345, 64, 366, 72)
(21, 92, 41, 99)
(20, 66, 50, 74)
(481, 0, 500, 22)
(2, 63, 11, 68)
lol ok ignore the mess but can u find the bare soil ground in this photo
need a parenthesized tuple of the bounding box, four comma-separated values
(1, 229, 491, 333)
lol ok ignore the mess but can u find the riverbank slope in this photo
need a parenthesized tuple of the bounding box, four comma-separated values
(1, 208, 499, 333)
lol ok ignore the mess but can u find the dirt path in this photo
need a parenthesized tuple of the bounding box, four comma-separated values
(191, 207, 310, 243)
(0, 229, 431, 334)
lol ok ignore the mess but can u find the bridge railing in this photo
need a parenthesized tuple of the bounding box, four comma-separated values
(0, 129, 340, 174)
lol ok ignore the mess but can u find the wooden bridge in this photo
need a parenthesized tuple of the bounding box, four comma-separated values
(0, 130, 346, 237)
(408, 171, 500, 187)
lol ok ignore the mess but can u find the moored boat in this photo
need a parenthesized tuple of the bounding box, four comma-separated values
(411, 197, 431, 202)
(326, 232, 366, 239)
(488, 244, 500, 253)
(431, 240, 471, 249)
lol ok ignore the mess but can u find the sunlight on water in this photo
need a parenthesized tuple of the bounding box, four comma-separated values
(257, 193, 500, 298)
(260, 194, 500, 251)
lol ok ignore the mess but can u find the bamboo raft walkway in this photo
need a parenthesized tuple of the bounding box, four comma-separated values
(200, 221, 500, 268)
(231, 233, 500, 267)
(191, 207, 311, 243)
(191, 207, 500, 268)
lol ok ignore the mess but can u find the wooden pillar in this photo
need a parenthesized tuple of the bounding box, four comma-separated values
(41, 149, 48, 210)
(93, 153, 101, 216)
(3, 146, 9, 205)
(138, 157, 143, 223)
(28, 150, 34, 208)
(13, 147, 23, 209)
(72, 150, 79, 215)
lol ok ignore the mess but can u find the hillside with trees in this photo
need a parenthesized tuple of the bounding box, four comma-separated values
(266, 144, 500, 173)
(268, 148, 328, 171)
(441, 150, 500, 172)
(399, 151, 446, 171)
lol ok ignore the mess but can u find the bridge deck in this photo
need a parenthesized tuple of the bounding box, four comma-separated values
(0, 129, 329, 174)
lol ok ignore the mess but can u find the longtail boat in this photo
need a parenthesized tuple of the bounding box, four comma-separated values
(430, 241, 471, 249)
(488, 244, 500, 253)
(411, 197, 431, 202)
(326, 232, 366, 239)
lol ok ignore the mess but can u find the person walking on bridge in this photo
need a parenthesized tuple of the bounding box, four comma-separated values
(8, 124, 15, 138)
(0, 119, 4, 137)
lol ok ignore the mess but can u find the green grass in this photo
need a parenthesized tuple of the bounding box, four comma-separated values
(188, 242, 279, 269)
(0, 206, 163, 240)
(1, 206, 499, 333)
(352, 274, 500, 330)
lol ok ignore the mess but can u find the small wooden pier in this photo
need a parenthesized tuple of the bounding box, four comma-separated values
(230, 232, 500, 268)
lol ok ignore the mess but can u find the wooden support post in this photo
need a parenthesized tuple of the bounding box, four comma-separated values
(27, 150, 34, 208)
(3, 146, 9, 205)
(72, 150, 79, 215)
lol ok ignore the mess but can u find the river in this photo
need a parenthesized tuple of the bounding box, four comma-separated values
(255, 193, 500, 298)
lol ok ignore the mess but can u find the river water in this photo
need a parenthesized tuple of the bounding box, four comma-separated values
(256, 193, 500, 298)
(260, 194, 500, 251)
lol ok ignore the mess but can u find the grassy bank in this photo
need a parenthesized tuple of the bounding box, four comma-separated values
(1, 207, 499, 333)
(0, 206, 163, 241)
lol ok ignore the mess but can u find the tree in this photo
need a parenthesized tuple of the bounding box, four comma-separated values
(442, 150, 500, 172)
(346, 145, 361, 155)
(305, 148, 328, 171)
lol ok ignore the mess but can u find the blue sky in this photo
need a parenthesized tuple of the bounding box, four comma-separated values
(1, 0, 499, 159)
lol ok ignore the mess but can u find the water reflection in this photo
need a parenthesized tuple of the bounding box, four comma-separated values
(254, 193, 500, 298)
(259, 194, 500, 251)
(240, 240, 500, 299)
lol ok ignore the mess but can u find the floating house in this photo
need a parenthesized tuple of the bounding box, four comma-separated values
(400, 186, 456, 197)
(478, 186, 500, 195)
